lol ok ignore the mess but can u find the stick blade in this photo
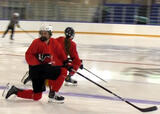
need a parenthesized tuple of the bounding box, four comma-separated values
(139, 106, 158, 112)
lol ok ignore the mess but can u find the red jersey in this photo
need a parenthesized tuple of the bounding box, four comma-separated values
(56, 36, 81, 75)
(25, 38, 67, 66)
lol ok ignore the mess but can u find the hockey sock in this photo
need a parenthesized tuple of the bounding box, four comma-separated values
(17, 90, 42, 101)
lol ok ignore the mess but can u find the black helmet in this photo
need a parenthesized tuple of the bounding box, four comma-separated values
(65, 27, 75, 39)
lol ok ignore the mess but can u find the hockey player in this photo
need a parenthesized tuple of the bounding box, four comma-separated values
(2, 12, 20, 40)
(22, 27, 82, 86)
(55, 27, 82, 86)
(3, 25, 71, 103)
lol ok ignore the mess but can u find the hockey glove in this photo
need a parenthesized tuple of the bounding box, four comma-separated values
(79, 60, 83, 69)
(63, 60, 73, 72)
(80, 64, 83, 70)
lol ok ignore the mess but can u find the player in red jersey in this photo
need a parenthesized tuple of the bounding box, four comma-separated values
(3, 25, 71, 103)
(55, 27, 83, 86)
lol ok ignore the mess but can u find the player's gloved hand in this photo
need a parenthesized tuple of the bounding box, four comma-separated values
(67, 65, 73, 72)
(80, 64, 83, 70)
(79, 60, 83, 69)
(63, 60, 73, 72)
(38, 54, 51, 64)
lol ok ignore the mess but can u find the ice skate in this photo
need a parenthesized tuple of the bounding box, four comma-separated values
(2, 83, 19, 99)
(48, 91, 64, 104)
(64, 76, 77, 86)
(10, 37, 14, 40)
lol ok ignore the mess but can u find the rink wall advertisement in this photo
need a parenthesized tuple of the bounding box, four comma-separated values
(1, 20, 160, 37)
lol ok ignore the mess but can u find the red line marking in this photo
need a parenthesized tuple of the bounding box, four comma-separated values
(0, 54, 159, 66)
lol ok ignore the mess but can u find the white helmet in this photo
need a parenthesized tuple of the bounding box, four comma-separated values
(13, 12, 20, 17)
(39, 25, 53, 36)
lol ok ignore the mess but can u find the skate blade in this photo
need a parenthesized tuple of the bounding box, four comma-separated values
(48, 99, 64, 104)
(2, 83, 10, 98)
(64, 82, 77, 86)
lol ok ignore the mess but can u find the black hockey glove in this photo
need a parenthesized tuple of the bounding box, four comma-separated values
(79, 60, 83, 69)
(67, 65, 73, 72)
(37, 54, 51, 64)
(63, 60, 73, 72)
(80, 64, 83, 70)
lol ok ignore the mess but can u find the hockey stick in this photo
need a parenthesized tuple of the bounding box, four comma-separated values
(73, 70, 157, 112)
(83, 67, 107, 83)
(21, 71, 29, 84)
(19, 27, 34, 39)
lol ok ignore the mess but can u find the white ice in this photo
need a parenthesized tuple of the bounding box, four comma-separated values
(0, 32, 160, 114)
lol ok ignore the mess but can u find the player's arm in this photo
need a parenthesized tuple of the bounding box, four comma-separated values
(15, 18, 20, 28)
(69, 42, 81, 75)
(16, 21, 20, 28)
(25, 40, 41, 66)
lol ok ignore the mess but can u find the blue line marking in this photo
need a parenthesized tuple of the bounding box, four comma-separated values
(1, 85, 160, 105)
